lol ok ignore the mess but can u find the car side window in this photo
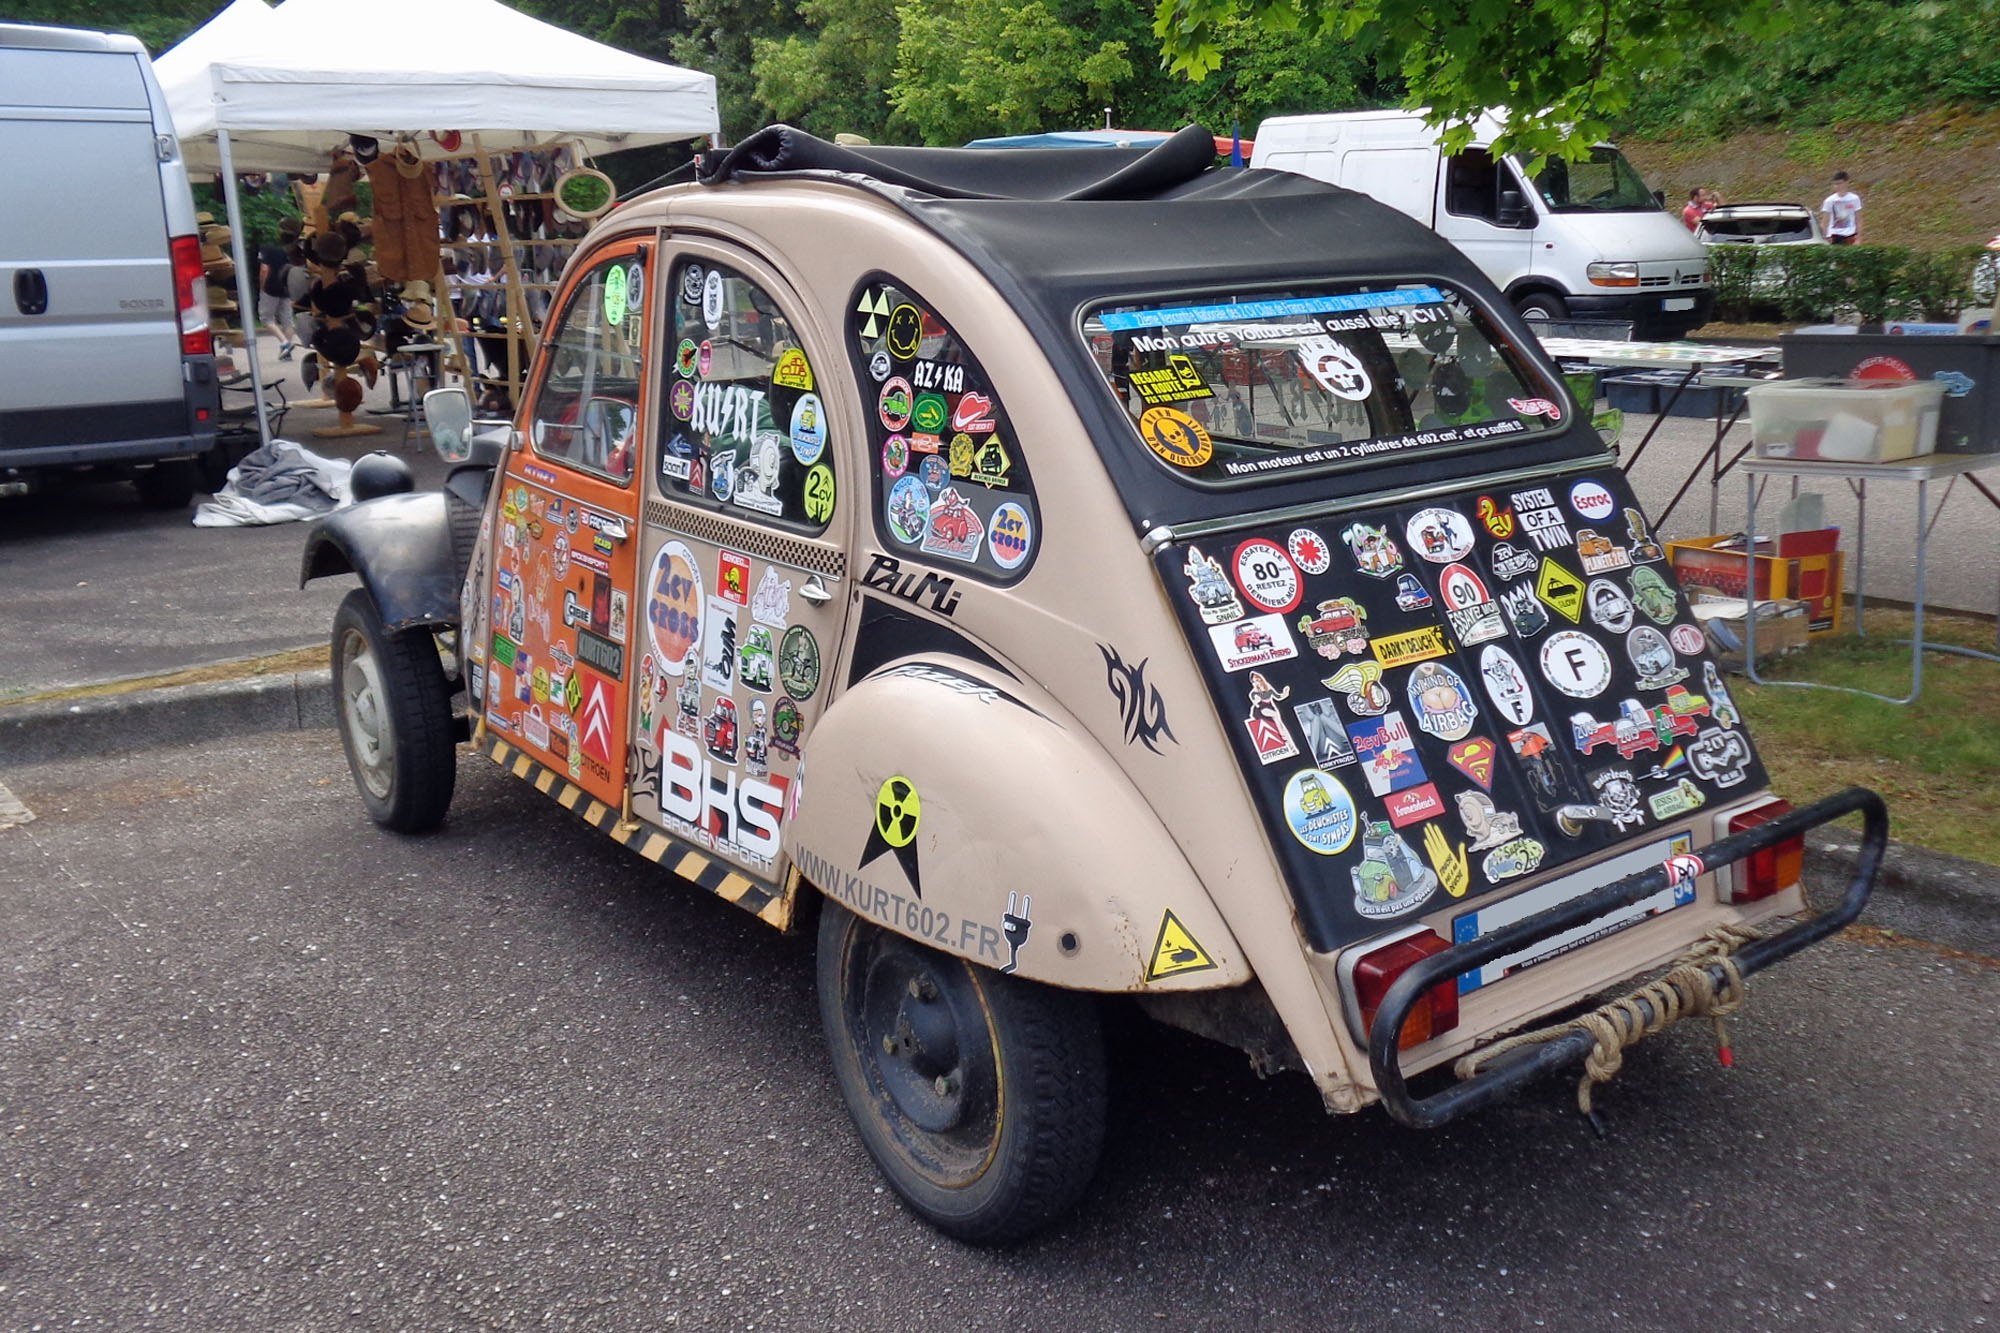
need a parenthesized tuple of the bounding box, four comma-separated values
(529, 252, 646, 484)
(848, 278, 1040, 581)
(657, 259, 835, 535)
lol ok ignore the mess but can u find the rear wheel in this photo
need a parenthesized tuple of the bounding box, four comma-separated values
(134, 460, 197, 510)
(816, 901, 1107, 1244)
(331, 588, 457, 832)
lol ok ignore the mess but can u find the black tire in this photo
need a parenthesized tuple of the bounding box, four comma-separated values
(816, 901, 1107, 1244)
(134, 460, 198, 510)
(330, 588, 457, 832)
(1514, 292, 1568, 327)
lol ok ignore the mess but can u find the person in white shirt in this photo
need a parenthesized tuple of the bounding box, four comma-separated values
(1821, 171, 1863, 245)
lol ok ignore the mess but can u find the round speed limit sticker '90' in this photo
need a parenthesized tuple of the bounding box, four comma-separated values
(1233, 538, 1302, 614)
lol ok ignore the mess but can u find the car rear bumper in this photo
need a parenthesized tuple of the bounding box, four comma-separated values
(1368, 785, 1886, 1128)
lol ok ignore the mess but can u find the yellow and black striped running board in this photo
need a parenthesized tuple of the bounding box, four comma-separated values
(478, 734, 792, 929)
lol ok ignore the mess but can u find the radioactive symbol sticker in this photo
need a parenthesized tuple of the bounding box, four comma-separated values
(1145, 909, 1218, 981)
(859, 775, 923, 897)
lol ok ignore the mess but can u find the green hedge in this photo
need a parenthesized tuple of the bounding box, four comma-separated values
(1706, 243, 1991, 324)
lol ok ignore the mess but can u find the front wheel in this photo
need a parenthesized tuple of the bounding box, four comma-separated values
(331, 588, 457, 832)
(1514, 292, 1568, 327)
(816, 901, 1107, 1244)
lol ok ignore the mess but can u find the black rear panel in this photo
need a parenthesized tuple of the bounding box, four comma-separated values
(1156, 464, 1766, 952)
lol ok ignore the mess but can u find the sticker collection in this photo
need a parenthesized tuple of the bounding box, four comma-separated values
(853, 282, 1041, 578)
(661, 261, 836, 529)
(1164, 475, 1763, 929)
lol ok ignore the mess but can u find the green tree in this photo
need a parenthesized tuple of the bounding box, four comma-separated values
(8, 0, 214, 53)
(752, 0, 907, 141)
(889, 0, 1135, 144)
(1152, 0, 1805, 160)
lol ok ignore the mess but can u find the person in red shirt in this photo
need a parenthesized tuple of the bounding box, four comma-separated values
(1681, 187, 1706, 231)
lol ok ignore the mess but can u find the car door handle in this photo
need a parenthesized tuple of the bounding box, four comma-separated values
(800, 574, 834, 605)
(14, 269, 48, 316)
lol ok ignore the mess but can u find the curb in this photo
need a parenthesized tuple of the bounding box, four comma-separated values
(1, 670, 334, 766)
(3, 669, 1997, 956)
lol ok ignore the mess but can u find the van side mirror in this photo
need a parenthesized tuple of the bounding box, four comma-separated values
(1497, 188, 1530, 228)
(1653, 188, 1666, 208)
(424, 387, 475, 463)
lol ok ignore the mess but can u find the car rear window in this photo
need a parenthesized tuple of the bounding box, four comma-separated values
(1700, 212, 1816, 243)
(1081, 282, 1565, 487)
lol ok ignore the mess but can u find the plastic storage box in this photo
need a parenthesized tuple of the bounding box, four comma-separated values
(1746, 377, 1946, 463)
(1781, 330, 2000, 453)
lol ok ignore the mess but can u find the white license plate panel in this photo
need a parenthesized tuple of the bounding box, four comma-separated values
(1663, 297, 1697, 311)
(1452, 832, 1695, 993)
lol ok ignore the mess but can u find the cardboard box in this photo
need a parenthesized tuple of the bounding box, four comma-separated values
(1667, 533, 1845, 635)
(1689, 596, 1811, 672)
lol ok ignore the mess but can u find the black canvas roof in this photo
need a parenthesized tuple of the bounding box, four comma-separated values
(697, 125, 1598, 528)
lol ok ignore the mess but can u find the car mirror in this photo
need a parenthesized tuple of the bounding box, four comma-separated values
(1497, 188, 1530, 229)
(1653, 188, 1666, 208)
(425, 387, 475, 463)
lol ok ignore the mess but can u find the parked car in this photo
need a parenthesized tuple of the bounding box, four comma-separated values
(303, 124, 1884, 1245)
(0, 21, 220, 507)
(1696, 203, 1826, 246)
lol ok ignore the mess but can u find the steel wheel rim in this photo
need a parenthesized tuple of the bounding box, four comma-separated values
(848, 935, 1002, 1188)
(339, 629, 394, 800)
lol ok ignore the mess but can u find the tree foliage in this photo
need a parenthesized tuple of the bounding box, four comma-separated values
(1152, 0, 1805, 161)
(1621, 0, 2000, 134)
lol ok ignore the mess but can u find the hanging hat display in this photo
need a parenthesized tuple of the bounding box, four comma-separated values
(347, 134, 380, 163)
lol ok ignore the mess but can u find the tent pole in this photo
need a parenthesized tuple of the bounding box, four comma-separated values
(471, 134, 523, 400)
(216, 129, 271, 449)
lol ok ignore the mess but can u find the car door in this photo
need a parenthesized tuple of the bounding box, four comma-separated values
(628, 243, 853, 885)
(487, 238, 652, 807)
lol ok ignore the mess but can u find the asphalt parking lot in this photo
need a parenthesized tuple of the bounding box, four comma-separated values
(2, 728, 1996, 1329)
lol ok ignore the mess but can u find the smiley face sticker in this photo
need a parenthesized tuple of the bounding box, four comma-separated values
(1138, 406, 1213, 469)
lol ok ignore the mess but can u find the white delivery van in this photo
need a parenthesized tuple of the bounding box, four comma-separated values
(1251, 110, 1713, 340)
(0, 21, 220, 508)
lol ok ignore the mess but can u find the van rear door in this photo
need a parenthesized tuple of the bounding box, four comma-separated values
(0, 38, 189, 461)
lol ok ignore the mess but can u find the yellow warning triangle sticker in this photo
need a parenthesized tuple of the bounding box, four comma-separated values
(1146, 909, 1219, 981)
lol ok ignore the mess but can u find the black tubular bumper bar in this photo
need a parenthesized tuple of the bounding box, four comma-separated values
(1368, 786, 1888, 1129)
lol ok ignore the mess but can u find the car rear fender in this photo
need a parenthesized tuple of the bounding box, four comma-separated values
(300, 491, 459, 632)
(783, 655, 1249, 992)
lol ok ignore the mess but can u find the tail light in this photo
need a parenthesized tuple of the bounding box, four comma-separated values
(1352, 930, 1460, 1050)
(170, 234, 212, 357)
(1724, 799, 1804, 902)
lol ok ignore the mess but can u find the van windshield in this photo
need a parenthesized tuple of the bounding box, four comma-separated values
(1519, 146, 1657, 214)
(1082, 282, 1565, 485)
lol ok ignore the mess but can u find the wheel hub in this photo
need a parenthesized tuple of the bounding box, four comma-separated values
(339, 633, 394, 800)
(863, 952, 977, 1135)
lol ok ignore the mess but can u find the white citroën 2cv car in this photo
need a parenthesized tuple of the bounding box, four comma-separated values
(304, 126, 1886, 1243)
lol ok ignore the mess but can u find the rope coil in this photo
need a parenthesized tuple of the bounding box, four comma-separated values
(1454, 923, 1763, 1114)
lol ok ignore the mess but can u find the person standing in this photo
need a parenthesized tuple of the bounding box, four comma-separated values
(256, 217, 301, 359)
(1821, 171, 1863, 245)
(1681, 187, 1707, 231)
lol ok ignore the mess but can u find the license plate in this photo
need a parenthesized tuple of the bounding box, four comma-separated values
(1452, 832, 1695, 993)
(1663, 297, 1696, 311)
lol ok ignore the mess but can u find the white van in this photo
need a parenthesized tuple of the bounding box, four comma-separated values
(1251, 110, 1713, 340)
(0, 21, 220, 508)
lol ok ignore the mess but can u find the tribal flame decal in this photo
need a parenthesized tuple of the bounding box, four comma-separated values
(1100, 643, 1178, 755)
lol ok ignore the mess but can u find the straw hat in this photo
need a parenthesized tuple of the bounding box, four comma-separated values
(195, 210, 216, 225)
(391, 143, 426, 179)
(400, 280, 433, 304)
(206, 284, 237, 311)
(402, 300, 436, 330)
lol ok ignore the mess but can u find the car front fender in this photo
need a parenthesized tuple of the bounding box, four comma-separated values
(300, 492, 459, 633)
(784, 656, 1249, 992)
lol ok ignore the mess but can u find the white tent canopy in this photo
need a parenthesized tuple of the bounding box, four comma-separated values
(159, 0, 718, 174)
(154, 0, 717, 446)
